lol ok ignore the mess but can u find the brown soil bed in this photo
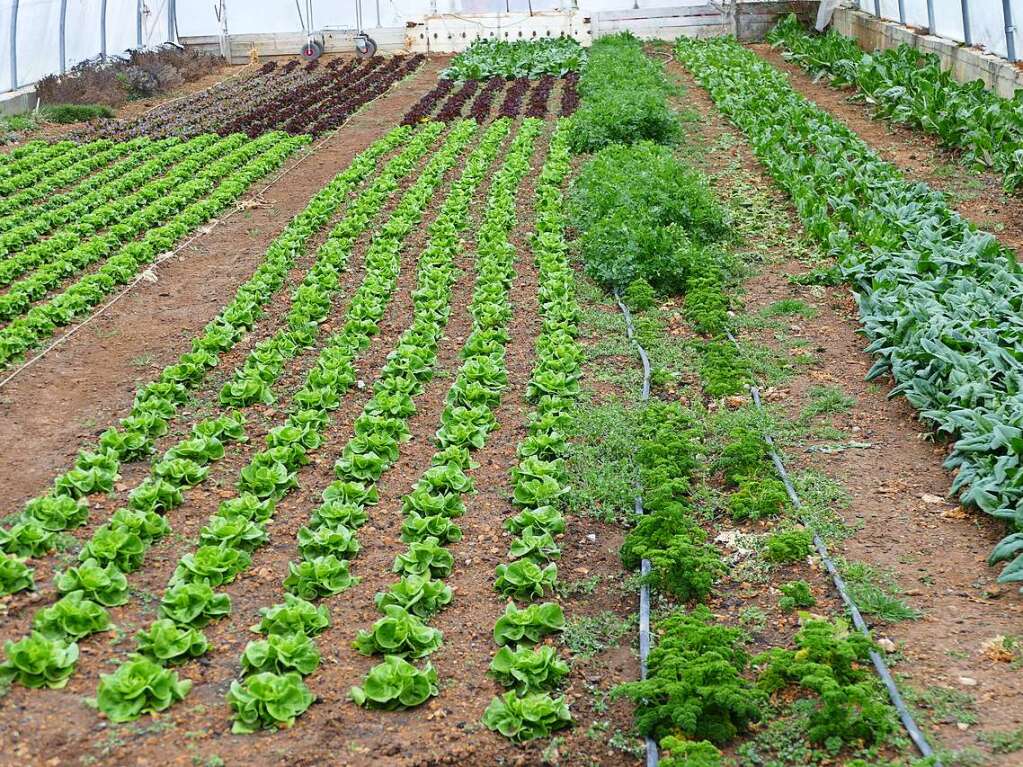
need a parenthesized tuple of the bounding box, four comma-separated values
(0, 115, 639, 766)
(670, 55, 1023, 763)
(0, 57, 448, 510)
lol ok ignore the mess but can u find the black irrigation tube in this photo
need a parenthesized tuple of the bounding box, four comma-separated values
(613, 292, 940, 766)
(613, 289, 657, 767)
(724, 330, 940, 765)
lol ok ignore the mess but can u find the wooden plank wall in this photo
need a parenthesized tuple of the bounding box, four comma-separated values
(590, 1, 818, 42)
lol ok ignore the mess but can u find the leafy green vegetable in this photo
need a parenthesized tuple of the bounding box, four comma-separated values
(55, 558, 129, 606)
(349, 655, 438, 710)
(0, 553, 33, 595)
(134, 619, 208, 664)
(392, 536, 454, 579)
(481, 691, 573, 741)
(158, 581, 231, 626)
(94, 657, 192, 722)
(0, 521, 56, 557)
(442, 38, 585, 81)
(0, 632, 79, 688)
(251, 594, 330, 637)
(283, 555, 357, 600)
(354, 604, 443, 659)
(568, 33, 679, 153)
(374, 575, 453, 618)
(227, 671, 314, 732)
(778, 580, 817, 612)
(33, 590, 110, 641)
(613, 606, 762, 743)
(493, 602, 565, 646)
(22, 495, 88, 531)
(494, 559, 558, 599)
(764, 529, 813, 564)
(489, 644, 569, 693)
(241, 632, 320, 676)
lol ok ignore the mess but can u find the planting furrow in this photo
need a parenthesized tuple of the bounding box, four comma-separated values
(674, 36, 1023, 587)
(0, 132, 306, 370)
(224, 118, 513, 732)
(67, 122, 479, 723)
(0, 127, 411, 601)
(0, 126, 446, 642)
(0, 135, 219, 288)
(481, 121, 577, 742)
(347, 118, 543, 713)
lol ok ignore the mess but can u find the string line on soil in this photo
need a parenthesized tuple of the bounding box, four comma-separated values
(0, 127, 339, 392)
(725, 329, 941, 764)
(613, 288, 657, 767)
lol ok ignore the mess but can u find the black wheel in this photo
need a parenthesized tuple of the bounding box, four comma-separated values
(300, 39, 323, 61)
(355, 35, 377, 59)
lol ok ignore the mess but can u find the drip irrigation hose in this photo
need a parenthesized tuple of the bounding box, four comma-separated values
(725, 330, 940, 765)
(613, 289, 657, 767)
(613, 293, 940, 765)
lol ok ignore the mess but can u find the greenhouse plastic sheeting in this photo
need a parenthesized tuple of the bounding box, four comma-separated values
(175, 0, 637, 39)
(857, 0, 1022, 61)
(1, 0, 172, 93)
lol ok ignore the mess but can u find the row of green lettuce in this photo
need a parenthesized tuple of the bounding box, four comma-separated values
(228, 118, 515, 732)
(0, 137, 168, 249)
(0, 130, 307, 370)
(0, 125, 419, 600)
(675, 35, 1023, 588)
(0, 136, 196, 289)
(0, 124, 444, 699)
(768, 14, 1023, 192)
(82, 120, 481, 725)
(347, 118, 543, 723)
(481, 122, 578, 742)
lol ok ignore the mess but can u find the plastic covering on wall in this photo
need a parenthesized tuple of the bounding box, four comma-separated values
(858, 0, 1022, 61)
(1, 0, 171, 93)
(175, 0, 680, 39)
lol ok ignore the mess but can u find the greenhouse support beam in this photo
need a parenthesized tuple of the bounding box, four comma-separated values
(897, 0, 905, 25)
(10, 0, 18, 91)
(961, 0, 972, 45)
(137, 0, 143, 47)
(873, 0, 880, 18)
(1004, 0, 1017, 62)
(101, 0, 108, 58)
(60, 0, 68, 74)
(926, 0, 935, 34)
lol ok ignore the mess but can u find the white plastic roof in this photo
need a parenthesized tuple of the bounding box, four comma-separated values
(3, 1, 1022, 95)
(2, 0, 172, 92)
